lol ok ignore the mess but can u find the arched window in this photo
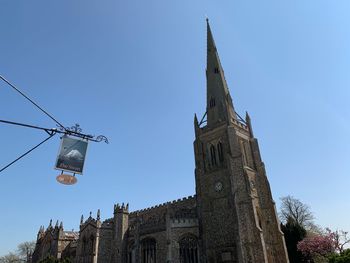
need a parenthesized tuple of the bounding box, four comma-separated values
(90, 235, 94, 255)
(240, 141, 248, 166)
(82, 237, 87, 253)
(217, 142, 224, 163)
(141, 238, 157, 263)
(210, 145, 217, 166)
(179, 235, 199, 263)
(128, 241, 136, 263)
(209, 97, 215, 108)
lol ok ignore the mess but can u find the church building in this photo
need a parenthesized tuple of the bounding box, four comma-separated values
(32, 20, 289, 263)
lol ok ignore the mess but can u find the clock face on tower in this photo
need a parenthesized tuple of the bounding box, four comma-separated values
(215, 181, 223, 192)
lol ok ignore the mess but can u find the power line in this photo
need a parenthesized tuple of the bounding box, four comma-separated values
(0, 75, 108, 174)
(0, 132, 56, 173)
(0, 119, 108, 174)
(0, 75, 66, 129)
(0, 119, 108, 143)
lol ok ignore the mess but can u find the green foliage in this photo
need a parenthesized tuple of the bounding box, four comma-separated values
(281, 217, 307, 263)
(328, 249, 350, 263)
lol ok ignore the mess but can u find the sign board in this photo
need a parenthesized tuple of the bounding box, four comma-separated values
(55, 136, 88, 174)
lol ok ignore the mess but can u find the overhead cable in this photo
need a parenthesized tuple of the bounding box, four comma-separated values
(0, 75, 66, 129)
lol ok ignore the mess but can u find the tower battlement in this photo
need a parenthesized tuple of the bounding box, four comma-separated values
(113, 203, 129, 214)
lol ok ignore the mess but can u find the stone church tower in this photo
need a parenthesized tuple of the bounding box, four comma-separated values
(193, 20, 289, 263)
(32, 20, 289, 263)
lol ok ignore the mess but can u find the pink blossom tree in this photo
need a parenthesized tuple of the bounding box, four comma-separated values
(297, 229, 336, 259)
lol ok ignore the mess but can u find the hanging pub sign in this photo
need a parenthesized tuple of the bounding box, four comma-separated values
(55, 135, 88, 174)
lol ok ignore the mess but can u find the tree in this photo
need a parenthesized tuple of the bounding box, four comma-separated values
(297, 228, 350, 263)
(297, 229, 336, 261)
(280, 195, 315, 230)
(331, 229, 350, 254)
(17, 241, 35, 260)
(0, 253, 22, 263)
(0, 241, 35, 263)
(281, 216, 307, 263)
(328, 249, 350, 263)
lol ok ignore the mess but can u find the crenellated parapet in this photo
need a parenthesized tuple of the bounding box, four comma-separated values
(113, 202, 129, 214)
(101, 218, 114, 228)
(129, 195, 196, 216)
(127, 195, 198, 237)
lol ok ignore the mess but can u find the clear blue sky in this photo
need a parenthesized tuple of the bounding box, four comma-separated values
(1, 0, 350, 255)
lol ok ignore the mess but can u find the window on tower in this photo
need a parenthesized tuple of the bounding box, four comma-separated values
(210, 145, 217, 166)
(217, 142, 224, 163)
(209, 97, 216, 108)
(241, 141, 248, 166)
(214, 67, 219, 74)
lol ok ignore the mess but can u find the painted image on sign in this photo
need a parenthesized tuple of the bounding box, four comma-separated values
(55, 136, 88, 174)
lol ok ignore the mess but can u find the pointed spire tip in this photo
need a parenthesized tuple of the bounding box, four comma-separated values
(194, 113, 199, 126)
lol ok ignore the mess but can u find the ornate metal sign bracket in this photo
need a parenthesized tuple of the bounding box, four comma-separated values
(0, 119, 108, 174)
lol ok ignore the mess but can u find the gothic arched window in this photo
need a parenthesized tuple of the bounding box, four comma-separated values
(210, 145, 217, 166)
(240, 141, 248, 166)
(90, 235, 94, 255)
(179, 235, 199, 263)
(141, 238, 157, 263)
(217, 142, 224, 163)
(82, 237, 87, 253)
(209, 97, 216, 108)
(128, 241, 136, 263)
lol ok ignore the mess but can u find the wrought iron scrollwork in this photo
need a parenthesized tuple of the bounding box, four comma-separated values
(95, 135, 109, 144)
(66, 123, 83, 133)
(56, 123, 108, 143)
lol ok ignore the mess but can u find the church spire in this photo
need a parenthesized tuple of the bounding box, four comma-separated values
(206, 19, 236, 127)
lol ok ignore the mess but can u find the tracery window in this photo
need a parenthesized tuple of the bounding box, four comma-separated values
(240, 140, 248, 166)
(210, 145, 217, 166)
(179, 235, 199, 263)
(128, 241, 136, 263)
(217, 142, 224, 163)
(141, 238, 157, 263)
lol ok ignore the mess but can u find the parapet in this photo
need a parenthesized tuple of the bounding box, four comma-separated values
(114, 202, 129, 214)
(129, 195, 196, 217)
